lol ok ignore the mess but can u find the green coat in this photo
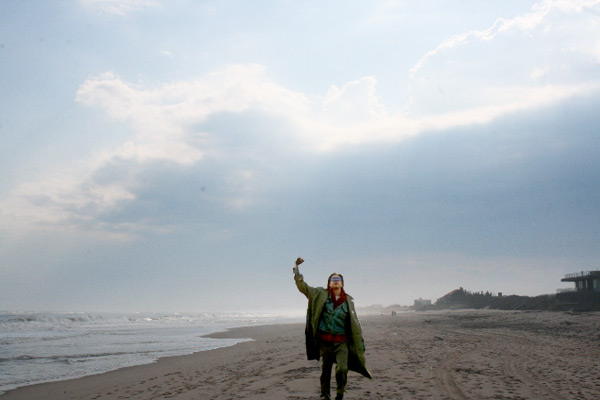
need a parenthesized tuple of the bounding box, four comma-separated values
(294, 272, 372, 379)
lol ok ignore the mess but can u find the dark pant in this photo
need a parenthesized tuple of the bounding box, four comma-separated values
(320, 341, 349, 397)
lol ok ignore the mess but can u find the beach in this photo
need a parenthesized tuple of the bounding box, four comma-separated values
(2, 310, 599, 399)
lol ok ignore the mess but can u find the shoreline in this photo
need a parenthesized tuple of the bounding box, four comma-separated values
(2, 310, 599, 399)
(0, 322, 304, 400)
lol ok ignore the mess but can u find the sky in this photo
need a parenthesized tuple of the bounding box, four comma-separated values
(1, 0, 600, 313)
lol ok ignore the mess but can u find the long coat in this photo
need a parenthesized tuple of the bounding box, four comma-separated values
(294, 272, 372, 379)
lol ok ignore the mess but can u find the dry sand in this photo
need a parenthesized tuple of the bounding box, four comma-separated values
(2, 310, 599, 399)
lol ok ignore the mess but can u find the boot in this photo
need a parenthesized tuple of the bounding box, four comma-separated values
(335, 394, 344, 400)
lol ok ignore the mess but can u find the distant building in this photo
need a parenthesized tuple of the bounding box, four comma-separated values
(557, 270, 600, 311)
(414, 298, 432, 311)
(560, 270, 600, 292)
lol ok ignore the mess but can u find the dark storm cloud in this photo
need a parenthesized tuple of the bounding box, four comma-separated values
(259, 93, 600, 261)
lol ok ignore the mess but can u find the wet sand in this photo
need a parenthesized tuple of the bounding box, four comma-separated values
(2, 310, 599, 399)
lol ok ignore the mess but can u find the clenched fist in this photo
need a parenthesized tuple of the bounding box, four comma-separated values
(295, 257, 304, 266)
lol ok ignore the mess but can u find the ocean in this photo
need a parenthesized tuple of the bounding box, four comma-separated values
(0, 311, 303, 395)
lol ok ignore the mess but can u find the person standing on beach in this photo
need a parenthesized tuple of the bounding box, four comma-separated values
(293, 257, 371, 400)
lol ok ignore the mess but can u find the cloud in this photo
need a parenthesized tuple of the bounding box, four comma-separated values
(159, 50, 173, 58)
(2, 64, 599, 238)
(321, 76, 387, 122)
(410, 0, 600, 76)
(79, 0, 161, 16)
(2, 0, 600, 238)
(74, 66, 311, 164)
(0, 66, 311, 236)
(408, 0, 600, 116)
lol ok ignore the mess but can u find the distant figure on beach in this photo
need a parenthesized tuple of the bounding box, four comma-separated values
(293, 257, 371, 400)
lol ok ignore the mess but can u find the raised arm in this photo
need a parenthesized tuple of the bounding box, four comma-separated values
(293, 257, 317, 299)
(293, 257, 304, 276)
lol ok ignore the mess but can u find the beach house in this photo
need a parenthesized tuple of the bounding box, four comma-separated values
(560, 270, 600, 292)
(557, 270, 600, 311)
